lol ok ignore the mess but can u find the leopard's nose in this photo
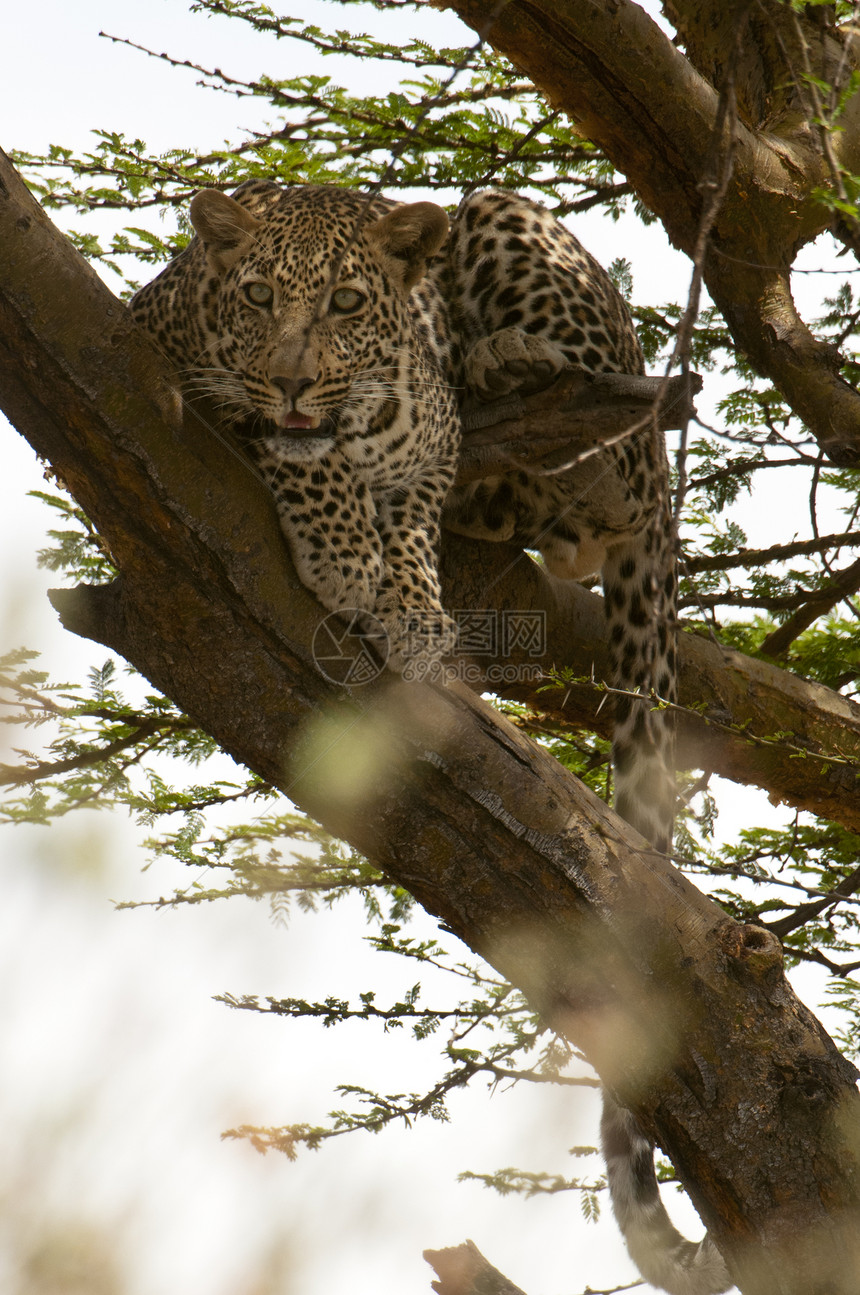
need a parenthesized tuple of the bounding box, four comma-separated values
(271, 373, 317, 402)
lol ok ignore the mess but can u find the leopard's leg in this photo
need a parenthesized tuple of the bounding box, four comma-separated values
(444, 327, 570, 542)
(374, 472, 458, 677)
(267, 460, 383, 616)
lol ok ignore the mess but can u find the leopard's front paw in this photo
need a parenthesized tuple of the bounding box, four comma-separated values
(465, 327, 567, 402)
(294, 550, 382, 616)
(374, 595, 458, 681)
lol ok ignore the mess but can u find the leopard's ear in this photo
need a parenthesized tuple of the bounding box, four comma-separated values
(366, 202, 449, 291)
(190, 189, 261, 272)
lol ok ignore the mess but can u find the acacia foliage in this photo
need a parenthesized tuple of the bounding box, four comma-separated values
(4, 0, 860, 1283)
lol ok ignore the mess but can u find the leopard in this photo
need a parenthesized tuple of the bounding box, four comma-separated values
(130, 181, 461, 672)
(130, 181, 729, 1295)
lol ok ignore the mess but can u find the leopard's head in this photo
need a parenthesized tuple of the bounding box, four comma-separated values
(187, 184, 448, 460)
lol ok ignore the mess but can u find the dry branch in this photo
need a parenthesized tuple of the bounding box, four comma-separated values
(424, 1241, 527, 1295)
(3, 153, 860, 1293)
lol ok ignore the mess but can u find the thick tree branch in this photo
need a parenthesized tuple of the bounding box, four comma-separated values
(440, 0, 860, 463)
(664, 0, 860, 136)
(455, 369, 701, 483)
(3, 154, 860, 1293)
(437, 0, 808, 244)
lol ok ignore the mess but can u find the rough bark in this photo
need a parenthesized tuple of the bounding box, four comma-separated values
(439, 0, 860, 465)
(4, 156, 860, 1292)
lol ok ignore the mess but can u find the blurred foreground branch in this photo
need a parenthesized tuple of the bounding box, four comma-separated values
(424, 1241, 527, 1295)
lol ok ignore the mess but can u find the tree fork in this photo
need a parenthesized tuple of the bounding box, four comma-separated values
(3, 153, 860, 1292)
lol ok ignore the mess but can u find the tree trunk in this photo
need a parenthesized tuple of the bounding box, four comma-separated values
(2, 153, 860, 1294)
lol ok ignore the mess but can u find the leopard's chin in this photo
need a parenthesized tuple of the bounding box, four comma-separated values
(266, 416, 337, 463)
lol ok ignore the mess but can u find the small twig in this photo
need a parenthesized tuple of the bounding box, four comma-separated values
(791, 946, 860, 977)
(0, 717, 166, 786)
(766, 862, 860, 940)
(759, 555, 860, 657)
(687, 455, 814, 489)
(684, 529, 860, 574)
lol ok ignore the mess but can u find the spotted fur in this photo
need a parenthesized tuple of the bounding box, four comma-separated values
(440, 190, 677, 855)
(131, 183, 720, 1294)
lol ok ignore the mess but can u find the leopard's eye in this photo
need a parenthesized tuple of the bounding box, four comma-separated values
(331, 287, 365, 314)
(243, 281, 274, 307)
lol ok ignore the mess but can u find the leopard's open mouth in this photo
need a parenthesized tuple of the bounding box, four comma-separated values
(276, 415, 336, 440)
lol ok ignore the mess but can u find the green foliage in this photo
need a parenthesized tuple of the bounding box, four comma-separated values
(31, 490, 118, 583)
(0, 648, 217, 825)
(608, 257, 633, 300)
(457, 1164, 603, 1202)
(218, 943, 588, 1157)
(827, 975, 860, 1057)
(13, 2, 630, 291)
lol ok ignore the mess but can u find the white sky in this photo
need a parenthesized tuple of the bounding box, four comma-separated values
(1, 2, 850, 1293)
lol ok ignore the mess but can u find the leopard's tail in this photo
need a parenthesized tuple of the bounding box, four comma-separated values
(600, 1093, 732, 1295)
(602, 522, 678, 856)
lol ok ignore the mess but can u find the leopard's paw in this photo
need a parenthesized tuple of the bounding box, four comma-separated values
(374, 596, 458, 681)
(294, 551, 382, 616)
(465, 327, 567, 402)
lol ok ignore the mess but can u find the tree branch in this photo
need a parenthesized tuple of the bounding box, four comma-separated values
(424, 1241, 528, 1295)
(0, 717, 166, 786)
(767, 861, 860, 941)
(684, 530, 860, 574)
(3, 151, 860, 1293)
(759, 555, 860, 658)
(437, 536, 860, 834)
(455, 370, 700, 483)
